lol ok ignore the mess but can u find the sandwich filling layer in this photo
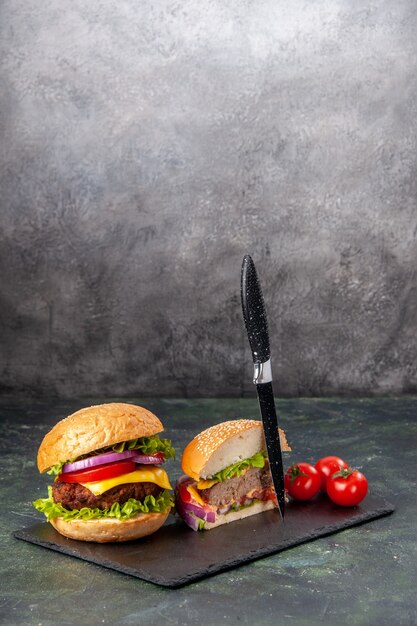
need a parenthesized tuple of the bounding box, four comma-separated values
(198, 463, 275, 511)
(34, 485, 174, 521)
(176, 457, 278, 530)
(34, 435, 175, 522)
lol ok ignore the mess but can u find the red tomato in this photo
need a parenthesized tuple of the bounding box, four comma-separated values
(59, 460, 136, 483)
(326, 468, 368, 506)
(315, 456, 350, 491)
(284, 463, 321, 501)
(176, 477, 195, 504)
(178, 484, 193, 504)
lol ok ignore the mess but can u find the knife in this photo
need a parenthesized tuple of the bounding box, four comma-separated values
(240, 254, 285, 519)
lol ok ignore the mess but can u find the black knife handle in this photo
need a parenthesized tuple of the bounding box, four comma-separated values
(241, 255, 270, 363)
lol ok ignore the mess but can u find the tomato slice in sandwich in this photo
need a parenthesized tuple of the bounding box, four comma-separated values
(177, 481, 194, 504)
(59, 460, 136, 483)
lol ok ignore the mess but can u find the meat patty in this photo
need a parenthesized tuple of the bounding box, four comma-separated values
(199, 464, 273, 507)
(52, 480, 162, 510)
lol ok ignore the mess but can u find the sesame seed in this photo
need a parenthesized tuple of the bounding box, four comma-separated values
(194, 419, 261, 456)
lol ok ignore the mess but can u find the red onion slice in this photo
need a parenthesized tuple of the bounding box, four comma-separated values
(175, 490, 216, 527)
(175, 476, 216, 524)
(130, 454, 164, 465)
(182, 500, 215, 522)
(175, 501, 200, 531)
(62, 450, 164, 473)
(62, 450, 137, 473)
(176, 498, 216, 529)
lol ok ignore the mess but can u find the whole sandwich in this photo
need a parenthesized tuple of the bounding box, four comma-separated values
(33, 403, 175, 542)
(176, 419, 290, 530)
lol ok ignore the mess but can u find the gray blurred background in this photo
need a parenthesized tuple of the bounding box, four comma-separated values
(1, 0, 416, 399)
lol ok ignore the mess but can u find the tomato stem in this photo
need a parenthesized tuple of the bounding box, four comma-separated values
(331, 467, 353, 479)
(287, 464, 309, 484)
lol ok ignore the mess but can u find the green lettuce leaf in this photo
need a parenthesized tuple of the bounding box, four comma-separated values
(209, 451, 267, 483)
(47, 435, 176, 475)
(33, 486, 174, 521)
(112, 436, 175, 459)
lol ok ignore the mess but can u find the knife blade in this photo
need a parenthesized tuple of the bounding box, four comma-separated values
(240, 254, 285, 519)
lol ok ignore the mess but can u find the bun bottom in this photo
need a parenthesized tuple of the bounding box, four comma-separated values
(50, 510, 170, 543)
(204, 500, 277, 530)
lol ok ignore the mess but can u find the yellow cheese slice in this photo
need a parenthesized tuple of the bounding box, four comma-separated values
(187, 484, 206, 507)
(80, 467, 172, 496)
(196, 478, 218, 490)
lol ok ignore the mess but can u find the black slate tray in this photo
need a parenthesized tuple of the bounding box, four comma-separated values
(14, 492, 394, 587)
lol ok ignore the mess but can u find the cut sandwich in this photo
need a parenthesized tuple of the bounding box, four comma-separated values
(175, 419, 290, 530)
(33, 403, 175, 542)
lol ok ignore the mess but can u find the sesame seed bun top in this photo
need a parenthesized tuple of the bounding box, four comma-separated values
(37, 403, 164, 473)
(181, 419, 290, 480)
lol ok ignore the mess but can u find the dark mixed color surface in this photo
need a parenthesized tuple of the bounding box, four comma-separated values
(1, 396, 416, 624)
